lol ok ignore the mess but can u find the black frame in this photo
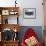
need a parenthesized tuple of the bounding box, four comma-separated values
(23, 8, 36, 19)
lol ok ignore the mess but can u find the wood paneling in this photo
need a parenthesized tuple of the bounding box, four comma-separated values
(44, 0, 46, 45)
(44, 0, 46, 26)
(43, 0, 46, 46)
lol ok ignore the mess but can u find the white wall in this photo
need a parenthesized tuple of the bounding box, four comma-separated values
(17, 0, 44, 26)
(0, 0, 15, 7)
(0, 0, 44, 26)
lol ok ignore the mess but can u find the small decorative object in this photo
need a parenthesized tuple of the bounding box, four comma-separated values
(10, 10, 15, 15)
(5, 18, 8, 24)
(9, 9, 18, 15)
(13, 28, 18, 40)
(15, 0, 17, 7)
(23, 8, 36, 19)
(2, 16, 8, 24)
(14, 28, 17, 32)
(2, 10, 9, 15)
(2, 28, 13, 41)
(13, 32, 18, 40)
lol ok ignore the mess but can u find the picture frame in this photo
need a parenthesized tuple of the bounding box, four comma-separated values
(9, 10, 18, 15)
(2, 10, 9, 15)
(23, 8, 36, 19)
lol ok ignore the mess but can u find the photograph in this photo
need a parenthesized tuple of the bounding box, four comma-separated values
(23, 8, 36, 19)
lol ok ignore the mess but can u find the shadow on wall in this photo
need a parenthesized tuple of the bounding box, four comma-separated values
(18, 26, 44, 44)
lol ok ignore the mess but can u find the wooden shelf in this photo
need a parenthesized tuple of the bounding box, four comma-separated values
(2, 41, 18, 44)
(0, 7, 19, 10)
(2, 40, 19, 42)
(0, 24, 20, 32)
(0, 7, 20, 46)
(0, 7, 19, 16)
(0, 40, 19, 46)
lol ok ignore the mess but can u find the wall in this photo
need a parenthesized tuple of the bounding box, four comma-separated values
(0, 0, 44, 26)
(17, 0, 44, 26)
(0, 0, 44, 45)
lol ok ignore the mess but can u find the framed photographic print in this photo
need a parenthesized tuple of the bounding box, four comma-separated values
(2, 10, 9, 15)
(9, 9, 18, 15)
(23, 8, 36, 19)
(9, 10, 15, 15)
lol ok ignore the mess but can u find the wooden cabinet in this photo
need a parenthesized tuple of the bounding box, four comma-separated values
(0, 7, 20, 46)
(2, 41, 19, 46)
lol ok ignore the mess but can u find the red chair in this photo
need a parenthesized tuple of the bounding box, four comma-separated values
(21, 28, 41, 46)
